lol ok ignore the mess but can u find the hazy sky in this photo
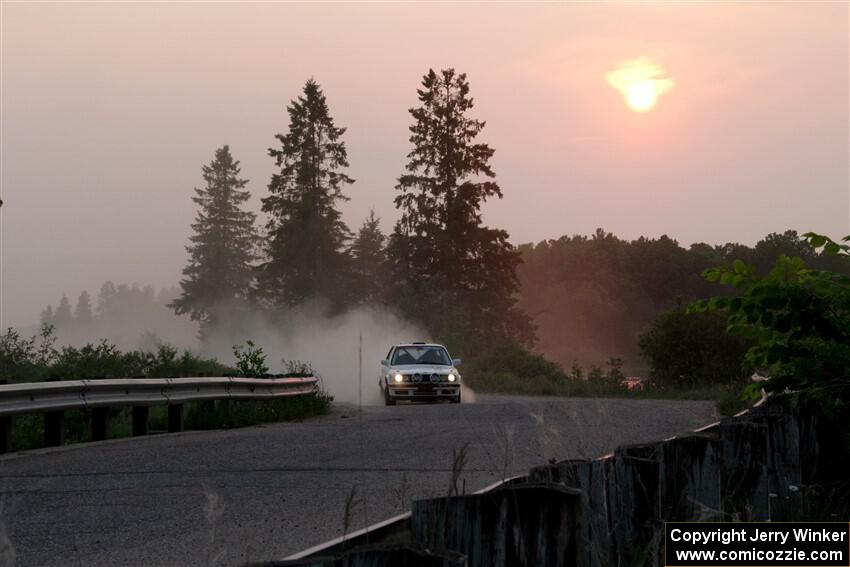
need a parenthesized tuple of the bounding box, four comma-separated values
(1, 2, 848, 327)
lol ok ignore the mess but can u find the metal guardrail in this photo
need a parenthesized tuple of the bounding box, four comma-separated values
(0, 376, 319, 453)
(0, 376, 318, 417)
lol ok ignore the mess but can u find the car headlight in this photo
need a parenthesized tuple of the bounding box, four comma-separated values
(447, 373, 456, 382)
(393, 373, 404, 383)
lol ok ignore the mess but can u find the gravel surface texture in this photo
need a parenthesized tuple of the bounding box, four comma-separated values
(0, 394, 717, 566)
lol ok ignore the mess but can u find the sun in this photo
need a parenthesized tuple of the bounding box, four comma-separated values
(626, 81, 658, 112)
(606, 57, 674, 113)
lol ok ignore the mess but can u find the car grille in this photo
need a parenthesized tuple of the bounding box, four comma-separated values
(411, 373, 442, 383)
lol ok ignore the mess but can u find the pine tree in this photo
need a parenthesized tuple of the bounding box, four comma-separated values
(258, 79, 354, 311)
(53, 295, 73, 330)
(388, 68, 534, 351)
(74, 290, 94, 325)
(97, 281, 117, 319)
(349, 211, 389, 306)
(170, 145, 257, 337)
(40, 304, 54, 326)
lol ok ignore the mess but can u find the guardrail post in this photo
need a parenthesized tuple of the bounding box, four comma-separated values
(0, 416, 11, 454)
(45, 411, 64, 447)
(91, 407, 110, 441)
(0, 376, 317, 452)
(132, 406, 149, 436)
(168, 404, 184, 433)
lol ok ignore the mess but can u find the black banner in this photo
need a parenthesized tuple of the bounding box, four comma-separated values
(665, 522, 850, 566)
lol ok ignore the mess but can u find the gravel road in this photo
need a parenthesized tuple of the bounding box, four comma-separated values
(0, 394, 716, 566)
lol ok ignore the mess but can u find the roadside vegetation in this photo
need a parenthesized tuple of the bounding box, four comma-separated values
(516, 228, 850, 370)
(691, 232, 850, 408)
(0, 328, 332, 452)
(468, 232, 850, 416)
(465, 344, 749, 415)
(0, 325, 231, 383)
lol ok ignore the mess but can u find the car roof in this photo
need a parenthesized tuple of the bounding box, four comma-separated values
(393, 343, 447, 349)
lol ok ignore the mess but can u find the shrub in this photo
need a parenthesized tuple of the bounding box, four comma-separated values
(0, 324, 57, 383)
(48, 341, 127, 380)
(462, 343, 564, 392)
(690, 232, 850, 404)
(0, 325, 234, 382)
(463, 344, 629, 396)
(232, 340, 269, 377)
(638, 307, 752, 390)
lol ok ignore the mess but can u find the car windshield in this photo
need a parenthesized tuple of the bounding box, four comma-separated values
(391, 346, 451, 366)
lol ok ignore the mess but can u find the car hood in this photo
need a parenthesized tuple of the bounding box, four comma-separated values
(391, 365, 454, 374)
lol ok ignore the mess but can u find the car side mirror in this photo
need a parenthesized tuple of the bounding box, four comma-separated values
(452, 358, 462, 366)
(380, 359, 389, 366)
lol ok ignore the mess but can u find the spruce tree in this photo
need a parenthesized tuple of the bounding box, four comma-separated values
(53, 295, 73, 330)
(96, 281, 117, 319)
(74, 290, 94, 325)
(259, 79, 354, 311)
(349, 211, 389, 306)
(388, 68, 534, 351)
(171, 145, 257, 337)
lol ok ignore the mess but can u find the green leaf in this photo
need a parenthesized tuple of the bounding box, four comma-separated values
(732, 259, 747, 274)
(741, 382, 763, 402)
(806, 234, 827, 248)
(766, 348, 782, 364)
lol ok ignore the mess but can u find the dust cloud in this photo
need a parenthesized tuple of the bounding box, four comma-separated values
(33, 294, 470, 406)
(203, 304, 427, 406)
(460, 384, 477, 404)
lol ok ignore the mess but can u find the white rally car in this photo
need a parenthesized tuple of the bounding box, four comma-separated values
(379, 343, 462, 405)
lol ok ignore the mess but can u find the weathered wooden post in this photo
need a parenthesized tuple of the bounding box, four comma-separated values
(132, 406, 149, 436)
(412, 483, 579, 567)
(44, 410, 64, 446)
(660, 433, 721, 521)
(719, 415, 769, 519)
(91, 407, 110, 441)
(168, 404, 184, 433)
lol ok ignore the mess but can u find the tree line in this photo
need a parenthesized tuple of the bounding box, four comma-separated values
(38, 283, 195, 352)
(29, 69, 850, 393)
(516, 229, 850, 374)
(169, 70, 531, 355)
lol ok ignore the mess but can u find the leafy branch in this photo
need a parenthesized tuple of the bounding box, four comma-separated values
(689, 232, 850, 404)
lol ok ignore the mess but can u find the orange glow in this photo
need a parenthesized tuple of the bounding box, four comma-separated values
(607, 57, 674, 112)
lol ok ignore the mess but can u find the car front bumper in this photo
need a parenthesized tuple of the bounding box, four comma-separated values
(387, 383, 460, 399)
